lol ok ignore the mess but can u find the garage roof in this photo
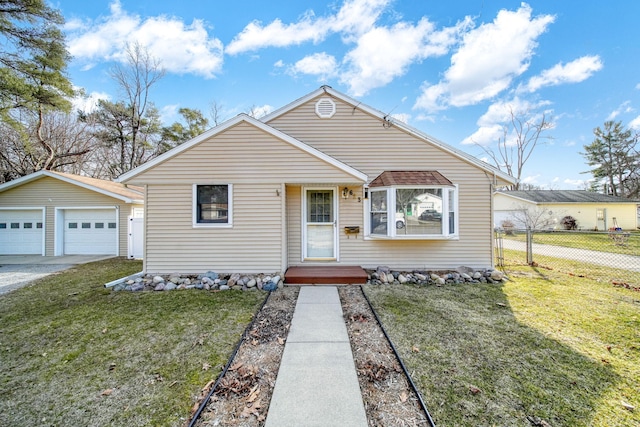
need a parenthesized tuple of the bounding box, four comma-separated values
(497, 190, 639, 204)
(0, 171, 144, 204)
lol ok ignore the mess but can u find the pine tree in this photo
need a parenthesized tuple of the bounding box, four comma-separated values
(581, 121, 640, 198)
(0, 0, 77, 181)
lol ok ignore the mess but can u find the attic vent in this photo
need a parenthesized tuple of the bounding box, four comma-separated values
(315, 97, 336, 118)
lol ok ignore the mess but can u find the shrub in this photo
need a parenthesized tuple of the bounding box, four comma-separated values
(561, 215, 578, 230)
(501, 219, 516, 235)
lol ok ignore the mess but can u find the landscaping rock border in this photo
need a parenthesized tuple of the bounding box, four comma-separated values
(366, 266, 505, 286)
(109, 271, 284, 292)
(107, 266, 505, 292)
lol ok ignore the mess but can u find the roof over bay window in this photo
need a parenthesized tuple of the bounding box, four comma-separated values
(367, 171, 458, 239)
(369, 170, 453, 187)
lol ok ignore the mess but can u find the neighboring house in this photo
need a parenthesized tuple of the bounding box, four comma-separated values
(118, 86, 515, 275)
(494, 190, 640, 230)
(0, 170, 144, 257)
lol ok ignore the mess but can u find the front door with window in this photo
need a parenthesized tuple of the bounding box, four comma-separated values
(304, 188, 337, 260)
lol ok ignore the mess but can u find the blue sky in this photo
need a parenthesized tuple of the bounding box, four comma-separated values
(57, 0, 640, 189)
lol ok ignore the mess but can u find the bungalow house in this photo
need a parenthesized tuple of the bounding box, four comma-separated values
(118, 86, 515, 275)
(494, 190, 639, 230)
(0, 170, 144, 257)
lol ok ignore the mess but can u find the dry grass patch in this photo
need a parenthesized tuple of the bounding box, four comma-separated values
(0, 258, 264, 427)
(364, 266, 640, 427)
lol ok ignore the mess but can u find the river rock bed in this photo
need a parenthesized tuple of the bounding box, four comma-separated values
(110, 271, 284, 292)
(109, 267, 505, 292)
(366, 266, 505, 286)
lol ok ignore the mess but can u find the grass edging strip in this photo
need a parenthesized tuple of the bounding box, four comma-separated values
(187, 290, 272, 427)
(360, 285, 437, 427)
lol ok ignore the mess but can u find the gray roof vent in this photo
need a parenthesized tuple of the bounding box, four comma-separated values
(315, 97, 336, 118)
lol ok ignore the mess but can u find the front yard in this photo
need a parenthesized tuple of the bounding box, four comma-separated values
(2, 258, 638, 426)
(365, 264, 640, 426)
(0, 258, 264, 427)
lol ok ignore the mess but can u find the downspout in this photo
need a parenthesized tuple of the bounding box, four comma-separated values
(490, 171, 496, 269)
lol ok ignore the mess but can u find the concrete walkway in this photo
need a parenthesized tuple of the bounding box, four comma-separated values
(265, 286, 368, 427)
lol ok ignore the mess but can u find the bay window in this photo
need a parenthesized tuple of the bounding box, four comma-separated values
(369, 186, 457, 238)
(367, 172, 458, 239)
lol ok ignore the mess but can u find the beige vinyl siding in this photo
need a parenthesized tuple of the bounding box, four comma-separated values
(271, 96, 497, 269)
(126, 122, 361, 186)
(0, 177, 132, 256)
(133, 122, 366, 274)
(144, 183, 284, 274)
(494, 193, 638, 230)
(540, 203, 638, 230)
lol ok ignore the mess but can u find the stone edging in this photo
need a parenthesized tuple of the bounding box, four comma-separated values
(107, 266, 505, 292)
(108, 271, 283, 292)
(366, 266, 505, 286)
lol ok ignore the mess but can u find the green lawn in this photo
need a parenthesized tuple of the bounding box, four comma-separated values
(0, 258, 264, 427)
(502, 230, 639, 256)
(365, 265, 640, 426)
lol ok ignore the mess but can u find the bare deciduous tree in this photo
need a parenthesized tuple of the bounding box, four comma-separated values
(0, 111, 92, 182)
(505, 204, 562, 230)
(477, 107, 554, 190)
(87, 43, 165, 178)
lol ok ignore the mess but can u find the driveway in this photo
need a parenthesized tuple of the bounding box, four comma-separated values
(0, 255, 115, 295)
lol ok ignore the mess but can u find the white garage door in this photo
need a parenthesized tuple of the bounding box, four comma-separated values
(63, 209, 117, 255)
(0, 209, 44, 255)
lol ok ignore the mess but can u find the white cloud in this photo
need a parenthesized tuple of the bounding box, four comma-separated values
(71, 87, 110, 113)
(159, 104, 180, 123)
(461, 123, 503, 146)
(341, 17, 472, 96)
(289, 53, 338, 80)
(629, 115, 640, 130)
(606, 100, 633, 121)
(415, 113, 436, 123)
(226, 13, 327, 55)
(462, 97, 553, 145)
(521, 174, 540, 184)
(415, 3, 555, 112)
(67, 0, 224, 78)
(523, 55, 603, 93)
(390, 113, 411, 124)
(226, 0, 389, 55)
(248, 104, 274, 119)
(226, 0, 471, 96)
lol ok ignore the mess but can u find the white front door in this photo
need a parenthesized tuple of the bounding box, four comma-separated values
(303, 188, 337, 260)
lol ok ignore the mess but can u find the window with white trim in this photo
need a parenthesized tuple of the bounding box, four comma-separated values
(369, 186, 458, 238)
(194, 184, 232, 226)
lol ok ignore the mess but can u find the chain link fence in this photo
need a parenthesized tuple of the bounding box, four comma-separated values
(495, 228, 640, 287)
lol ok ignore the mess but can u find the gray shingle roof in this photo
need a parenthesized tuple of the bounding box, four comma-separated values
(498, 190, 639, 204)
(369, 171, 453, 187)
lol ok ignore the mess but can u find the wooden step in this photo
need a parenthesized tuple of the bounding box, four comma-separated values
(284, 266, 368, 285)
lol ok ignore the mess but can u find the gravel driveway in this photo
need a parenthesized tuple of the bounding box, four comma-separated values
(0, 255, 115, 295)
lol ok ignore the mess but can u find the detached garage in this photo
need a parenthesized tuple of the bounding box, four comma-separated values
(0, 171, 144, 257)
